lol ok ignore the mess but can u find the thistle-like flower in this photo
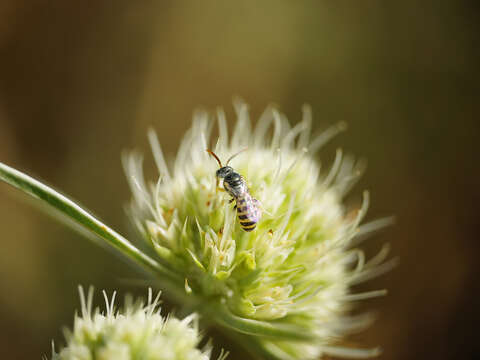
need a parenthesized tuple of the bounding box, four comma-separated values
(49, 287, 226, 360)
(123, 100, 393, 360)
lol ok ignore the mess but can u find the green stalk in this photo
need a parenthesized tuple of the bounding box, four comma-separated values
(0, 161, 178, 282)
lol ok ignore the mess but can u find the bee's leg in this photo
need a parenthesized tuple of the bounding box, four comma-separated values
(215, 178, 227, 193)
(229, 198, 237, 210)
(215, 185, 226, 195)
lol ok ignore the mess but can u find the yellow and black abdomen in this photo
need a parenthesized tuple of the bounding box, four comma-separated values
(236, 194, 261, 232)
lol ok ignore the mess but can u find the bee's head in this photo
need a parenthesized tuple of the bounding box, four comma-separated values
(207, 148, 245, 180)
(216, 166, 234, 178)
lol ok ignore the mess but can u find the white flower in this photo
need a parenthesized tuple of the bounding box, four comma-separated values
(123, 99, 394, 360)
(49, 286, 227, 360)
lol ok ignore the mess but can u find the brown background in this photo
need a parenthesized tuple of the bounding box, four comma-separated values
(0, 1, 478, 359)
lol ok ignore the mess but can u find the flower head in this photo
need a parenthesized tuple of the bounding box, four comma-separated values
(123, 100, 393, 359)
(50, 287, 226, 360)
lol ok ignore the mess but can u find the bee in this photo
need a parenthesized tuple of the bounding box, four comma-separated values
(207, 149, 262, 232)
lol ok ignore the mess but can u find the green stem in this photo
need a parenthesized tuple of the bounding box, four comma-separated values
(0, 161, 179, 282)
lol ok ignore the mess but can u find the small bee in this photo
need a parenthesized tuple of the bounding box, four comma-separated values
(207, 149, 262, 232)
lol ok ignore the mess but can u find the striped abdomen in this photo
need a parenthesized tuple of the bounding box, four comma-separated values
(236, 193, 261, 232)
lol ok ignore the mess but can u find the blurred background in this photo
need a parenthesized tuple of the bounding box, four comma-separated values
(0, 1, 478, 359)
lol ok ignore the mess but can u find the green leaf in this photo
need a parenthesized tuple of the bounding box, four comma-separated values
(0, 161, 179, 283)
(206, 304, 316, 342)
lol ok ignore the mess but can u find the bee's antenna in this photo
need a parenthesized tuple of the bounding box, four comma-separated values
(226, 148, 248, 166)
(206, 149, 223, 167)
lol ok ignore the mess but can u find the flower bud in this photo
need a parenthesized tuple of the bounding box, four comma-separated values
(50, 286, 226, 360)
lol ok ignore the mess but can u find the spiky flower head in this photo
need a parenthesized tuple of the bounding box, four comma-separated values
(50, 287, 226, 360)
(123, 100, 393, 360)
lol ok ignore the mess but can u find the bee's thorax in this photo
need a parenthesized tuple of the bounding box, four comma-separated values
(222, 171, 247, 198)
